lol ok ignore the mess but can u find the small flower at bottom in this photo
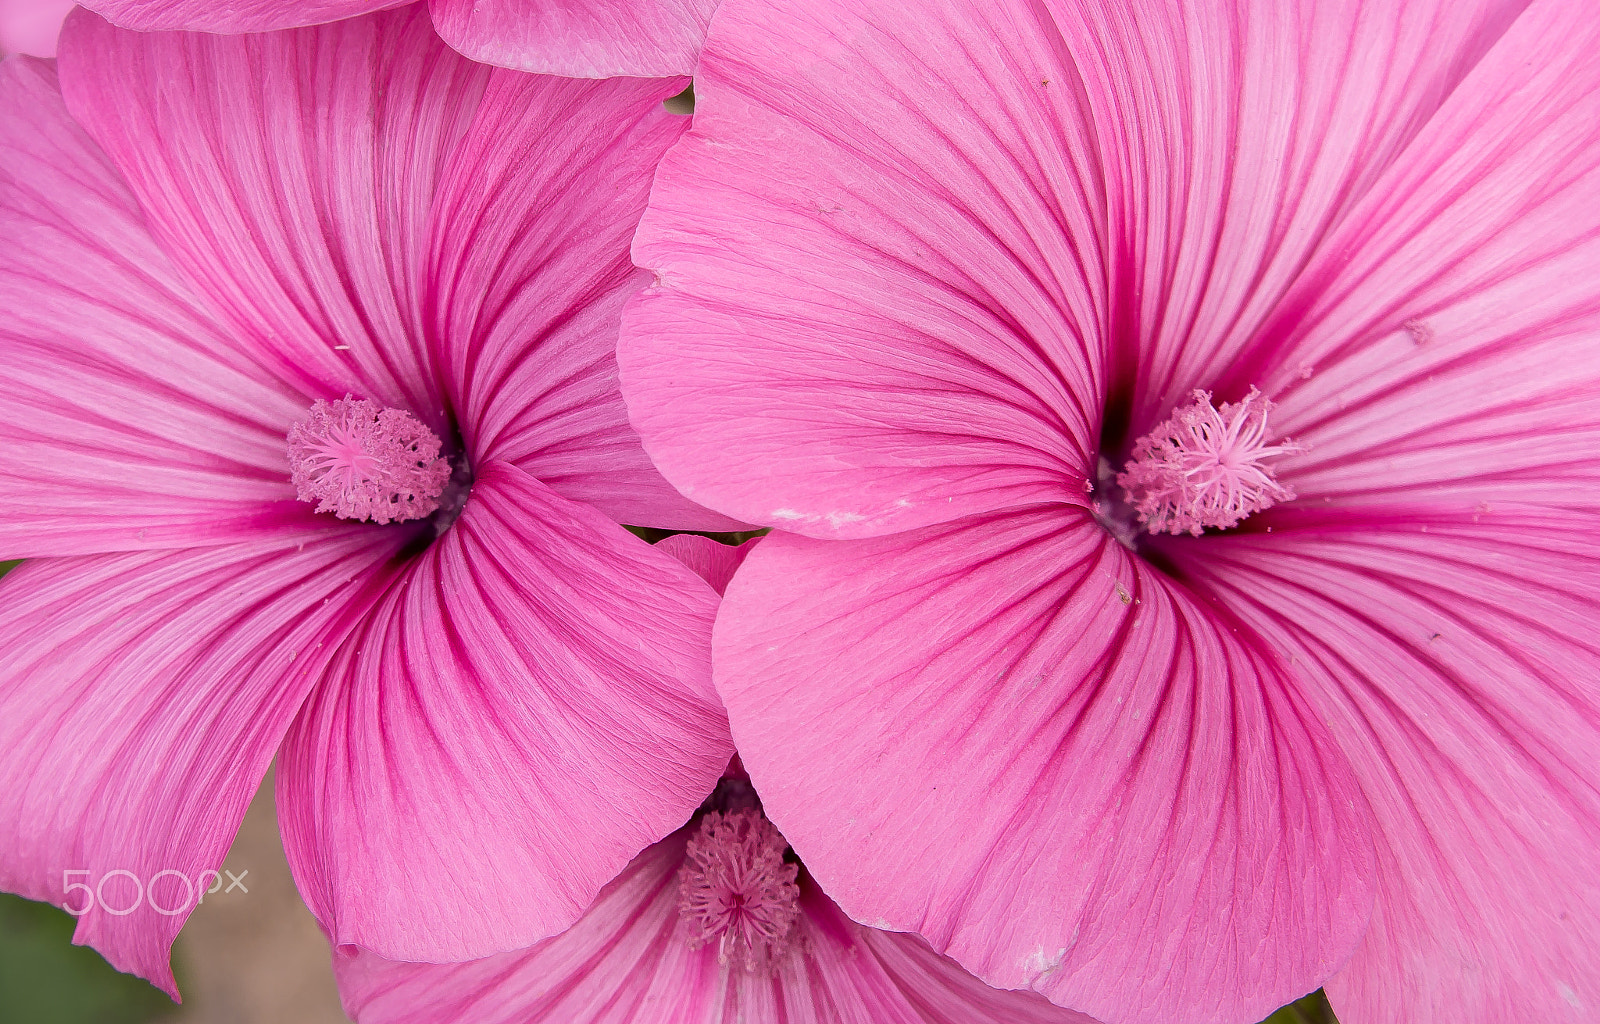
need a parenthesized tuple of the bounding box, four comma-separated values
(336, 773, 1100, 1024)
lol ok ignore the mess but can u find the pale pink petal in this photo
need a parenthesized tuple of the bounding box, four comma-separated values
(715, 513, 1375, 1024)
(56, 7, 490, 430)
(653, 533, 752, 596)
(0, 528, 401, 995)
(429, 69, 738, 532)
(621, 0, 1112, 539)
(0, 0, 75, 56)
(336, 830, 1097, 1024)
(1234, 0, 1600, 516)
(1185, 510, 1600, 1023)
(79, 0, 404, 32)
(0, 57, 323, 557)
(429, 0, 717, 78)
(277, 460, 732, 962)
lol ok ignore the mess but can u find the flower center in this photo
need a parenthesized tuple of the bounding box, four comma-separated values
(286, 396, 452, 525)
(678, 808, 800, 972)
(1114, 387, 1303, 536)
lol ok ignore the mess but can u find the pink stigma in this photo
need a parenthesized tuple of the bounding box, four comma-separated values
(678, 810, 801, 972)
(286, 396, 451, 525)
(1116, 387, 1304, 536)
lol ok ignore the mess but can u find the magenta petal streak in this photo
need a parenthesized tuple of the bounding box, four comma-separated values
(426, 69, 742, 532)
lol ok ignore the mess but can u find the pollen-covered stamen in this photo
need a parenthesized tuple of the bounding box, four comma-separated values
(287, 396, 451, 525)
(678, 809, 801, 972)
(1116, 387, 1304, 536)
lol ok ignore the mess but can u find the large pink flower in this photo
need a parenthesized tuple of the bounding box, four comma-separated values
(337, 535, 1098, 1024)
(0, 5, 738, 997)
(618, 1, 1600, 1023)
(78, 0, 717, 76)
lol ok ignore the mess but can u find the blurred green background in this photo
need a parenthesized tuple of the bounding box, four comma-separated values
(0, 893, 179, 1024)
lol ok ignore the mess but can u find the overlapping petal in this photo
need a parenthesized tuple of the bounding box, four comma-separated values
(79, 0, 405, 33)
(335, 829, 1099, 1024)
(427, 70, 737, 531)
(0, 57, 318, 557)
(622, 0, 1112, 538)
(0, 529, 402, 995)
(715, 510, 1375, 1024)
(276, 460, 732, 963)
(1185, 512, 1600, 1022)
(429, 0, 718, 78)
(653, 533, 752, 597)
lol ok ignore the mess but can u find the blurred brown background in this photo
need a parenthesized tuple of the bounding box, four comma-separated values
(168, 766, 350, 1024)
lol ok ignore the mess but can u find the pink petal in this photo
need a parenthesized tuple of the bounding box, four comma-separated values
(0, 529, 401, 995)
(277, 460, 732, 962)
(1184, 509, 1600, 1022)
(56, 7, 490, 431)
(620, 0, 1529, 538)
(0, 0, 75, 56)
(429, 0, 718, 78)
(620, 0, 1112, 539)
(79, 0, 404, 32)
(336, 830, 1097, 1024)
(0, 57, 322, 557)
(1232, 0, 1600, 516)
(714, 512, 1376, 1024)
(429, 69, 738, 532)
(1041, 0, 1531, 432)
(653, 533, 753, 596)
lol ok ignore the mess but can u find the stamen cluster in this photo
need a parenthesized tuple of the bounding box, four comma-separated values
(1116, 387, 1303, 536)
(286, 396, 451, 525)
(678, 809, 801, 972)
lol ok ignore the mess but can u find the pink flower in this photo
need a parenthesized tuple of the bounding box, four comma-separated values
(78, 0, 717, 76)
(336, 534, 1099, 1024)
(618, 1, 1600, 1022)
(0, 0, 75, 56)
(0, 5, 739, 997)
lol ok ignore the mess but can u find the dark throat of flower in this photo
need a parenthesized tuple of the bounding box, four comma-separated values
(1093, 386, 1303, 544)
(286, 395, 473, 543)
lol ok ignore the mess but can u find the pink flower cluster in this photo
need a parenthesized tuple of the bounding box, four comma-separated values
(2, 1, 1597, 1024)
